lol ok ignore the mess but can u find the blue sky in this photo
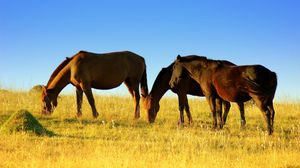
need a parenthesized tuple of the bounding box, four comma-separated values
(0, 0, 299, 100)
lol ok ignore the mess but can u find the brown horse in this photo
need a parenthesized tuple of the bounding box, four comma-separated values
(144, 61, 246, 126)
(41, 51, 148, 119)
(170, 55, 277, 134)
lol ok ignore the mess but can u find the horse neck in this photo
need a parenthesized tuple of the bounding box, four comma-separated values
(46, 66, 71, 97)
(182, 61, 201, 77)
(149, 71, 171, 103)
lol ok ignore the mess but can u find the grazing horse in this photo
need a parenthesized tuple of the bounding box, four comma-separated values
(144, 61, 246, 126)
(41, 51, 148, 119)
(170, 55, 277, 134)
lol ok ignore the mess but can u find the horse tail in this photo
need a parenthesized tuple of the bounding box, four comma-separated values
(243, 65, 277, 96)
(269, 71, 278, 96)
(140, 63, 148, 98)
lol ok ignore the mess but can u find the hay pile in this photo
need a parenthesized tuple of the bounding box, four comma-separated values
(0, 109, 54, 136)
(29, 85, 43, 94)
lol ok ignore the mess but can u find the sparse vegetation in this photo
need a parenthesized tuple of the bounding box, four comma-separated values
(0, 91, 299, 168)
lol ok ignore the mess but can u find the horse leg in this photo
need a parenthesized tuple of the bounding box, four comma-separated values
(76, 87, 83, 117)
(206, 96, 217, 129)
(132, 85, 141, 119)
(125, 79, 141, 119)
(177, 93, 185, 125)
(237, 102, 246, 127)
(215, 98, 223, 129)
(268, 102, 275, 129)
(222, 101, 230, 125)
(184, 96, 193, 124)
(252, 96, 272, 135)
(81, 83, 99, 118)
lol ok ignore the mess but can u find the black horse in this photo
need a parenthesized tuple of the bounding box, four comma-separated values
(144, 61, 246, 126)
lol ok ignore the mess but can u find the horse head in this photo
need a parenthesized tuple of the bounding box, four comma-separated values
(41, 86, 57, 115)
(169, 55, 185, 89)
(143, 95, 159, 123)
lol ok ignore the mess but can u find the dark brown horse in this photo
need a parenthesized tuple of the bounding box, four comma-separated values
(41, 51, 148, 118)
(144, 61, 246, 126)
(170, 55, 277, 134)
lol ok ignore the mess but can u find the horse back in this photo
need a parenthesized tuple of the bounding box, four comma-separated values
(70, 51, 146, 88)
(73, 51, 145, 71)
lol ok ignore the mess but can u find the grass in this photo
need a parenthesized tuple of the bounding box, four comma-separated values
(0, 90, 300, 168)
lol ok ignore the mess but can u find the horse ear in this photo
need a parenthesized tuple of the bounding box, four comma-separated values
(177, 55, 181, 60)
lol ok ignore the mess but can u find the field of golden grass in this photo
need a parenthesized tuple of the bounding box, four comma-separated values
(0, 90, 300, 168)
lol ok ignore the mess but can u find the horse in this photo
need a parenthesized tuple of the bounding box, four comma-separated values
(41, 51, 148, 119)
(170, 55, 277, 134)
(144, 61, 246, 127)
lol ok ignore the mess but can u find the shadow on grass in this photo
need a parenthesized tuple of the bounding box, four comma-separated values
(38, 117, 109, 125)
(38, 115, 150, 127)
(52, 134, 101, 140)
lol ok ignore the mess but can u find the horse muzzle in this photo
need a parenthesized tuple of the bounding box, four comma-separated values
(41, 109, 52, 116)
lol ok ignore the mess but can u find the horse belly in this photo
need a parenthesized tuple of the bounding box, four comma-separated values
(91, 80, 123, 90)
(91, 64, 128, 89)
(91, 75, 125, 89)
(216, 87, 251, 102)
(214, 79, 250, 102)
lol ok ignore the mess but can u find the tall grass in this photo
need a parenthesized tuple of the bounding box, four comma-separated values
(0, 90, 299, 168)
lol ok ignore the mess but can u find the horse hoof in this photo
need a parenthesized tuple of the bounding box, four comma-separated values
(241, 120, 246, 127)
(268, 128, 274, 135)
(177, 120, 184, 126)
(212, 124, 218, 130)
(77, 113, 82, 118)
(93, 112, 99, 118)
(188, 118, 193, 124)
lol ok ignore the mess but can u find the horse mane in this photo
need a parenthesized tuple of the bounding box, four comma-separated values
(46, 55, 74, 87)
(178, 55, 207, 62)
(178, 55, 236, 67)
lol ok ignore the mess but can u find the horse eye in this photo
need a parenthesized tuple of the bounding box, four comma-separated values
(177, 74, 184, 79)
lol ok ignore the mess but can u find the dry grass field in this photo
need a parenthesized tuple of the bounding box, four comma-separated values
(0, 90, 300, 168)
